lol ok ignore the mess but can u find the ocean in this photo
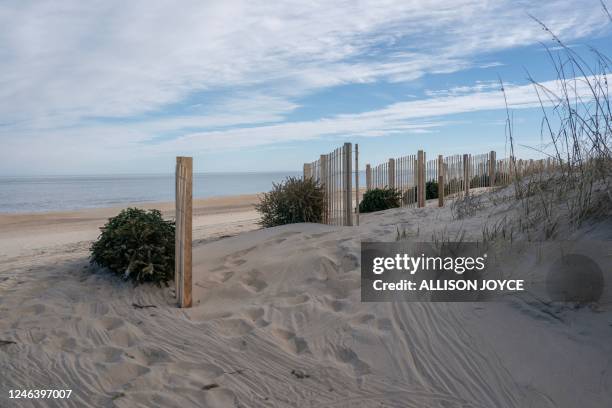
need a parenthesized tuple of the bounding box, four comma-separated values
(0, 172, 300, 213)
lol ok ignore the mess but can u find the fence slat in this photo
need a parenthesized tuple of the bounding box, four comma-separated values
(355, 144, 359, 226)
(489, 150, 496, 187)
(343, 142, 353, 226)
(438, 155, 444, 207)
(417, 150, 425, 207)
(388, 158, 395, 189)
(463, 154, 470, 196)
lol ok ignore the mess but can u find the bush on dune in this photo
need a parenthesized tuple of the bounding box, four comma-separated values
(426, 181, 438, 199)
(256, 177, 325, 227)
(90, 208, 175, 285)
(359, 187, 401, 213)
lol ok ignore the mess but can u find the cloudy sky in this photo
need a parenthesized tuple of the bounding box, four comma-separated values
(1, 0, 611, 175)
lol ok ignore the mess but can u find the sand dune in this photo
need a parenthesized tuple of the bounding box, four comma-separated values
(1, 188, 611, 407)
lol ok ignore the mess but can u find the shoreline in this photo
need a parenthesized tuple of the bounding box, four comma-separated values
(0, 192, 263, 217)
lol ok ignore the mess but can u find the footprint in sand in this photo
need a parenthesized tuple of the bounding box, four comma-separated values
(165, 361, 224, 383)
(60, 336, 78, 351)
(91, 345, 126, 363)
(213, 318, 254, 337)
(307, 231, 333, 239)
(23, 303, 46, 315)
(351, 313, 375, 325)
(375, 318, 393, 332)
(226, 246, 257, 261)
(128, 345, 173, 365)
(333, 346, 371, 376)
(231, 258, 247, 267)
(281, 293, 310, 306)
(270, 327, 310, 355)
(240, 270, 268, 293)
(244, 307, 268, 327)
(98, 316, 124, 331)
(220, 270, 234, 282)
(203, 388, 239, 408)
(94, 316, 142, 348)
(322, 296, 349, 312)
(97, 361, 150, 386)
(267, 231, 301, 244)
(75, 302, 109, 317)
(109, 325, 141, 348)
(340, 253, 359, 272)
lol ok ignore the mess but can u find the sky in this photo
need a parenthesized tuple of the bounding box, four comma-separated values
(1, 0, 611, 175)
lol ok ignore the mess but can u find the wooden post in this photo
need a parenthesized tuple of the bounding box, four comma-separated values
(417, 150, 425, 207)
(388, 158, 396, 188)
(343, 143, 353, 226)
(438, 154, 444, 207)
(366, 164, 372, 191)
(489, 151, 496, 187)
(463, 154, 470, 195)
(319, 154, 328, 224)
(175, 156, 192, 308)
(355, 144, 359, 226)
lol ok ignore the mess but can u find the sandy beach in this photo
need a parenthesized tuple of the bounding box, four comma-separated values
(0, 194, 261, 268)
(3, 1, 612, 407)
(1, 186, 611, 407)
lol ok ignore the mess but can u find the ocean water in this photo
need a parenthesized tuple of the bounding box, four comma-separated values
(0, 172, 300, 213)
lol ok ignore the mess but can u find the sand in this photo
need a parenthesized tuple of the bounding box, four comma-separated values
(1, 188, 611, 407)
(0, 194, 260, 266)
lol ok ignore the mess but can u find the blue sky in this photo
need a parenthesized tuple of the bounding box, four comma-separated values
(1, 0, 611, 175)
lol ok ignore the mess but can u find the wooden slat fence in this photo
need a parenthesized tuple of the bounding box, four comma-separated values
(304, 143, 357, 226)
(367, 150, 546, 208)
(306, 145, 560, 225)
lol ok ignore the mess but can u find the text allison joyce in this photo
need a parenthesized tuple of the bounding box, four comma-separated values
(372, 279, 524, 291)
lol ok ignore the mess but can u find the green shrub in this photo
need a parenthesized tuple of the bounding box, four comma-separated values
(256, 177, 325, 227)
(359, 187, 401, 213)
(426, 181, 438, 199)
(90, 208, 175, 285)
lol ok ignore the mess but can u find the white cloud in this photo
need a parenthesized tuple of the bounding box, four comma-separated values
(1, 1, 609, 125)
(0, 71, 604, 173)
(148, 73, 604, 151)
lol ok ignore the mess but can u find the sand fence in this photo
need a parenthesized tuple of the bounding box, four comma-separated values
(304, 145, 558, 226)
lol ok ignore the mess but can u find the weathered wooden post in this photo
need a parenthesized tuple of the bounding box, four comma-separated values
(365, 164, 372, 191)
(438, 154, 444, 207)
(343, 143, 353, 226)
(175, 156, 193, 308)
(489, 151, 496, 187)
(417, 150, 425, 207)
(388, 158, 396, 189)
(355, 144, 359, 226)
(463, 154, 470, 196)
(320, 154, 328, 224)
